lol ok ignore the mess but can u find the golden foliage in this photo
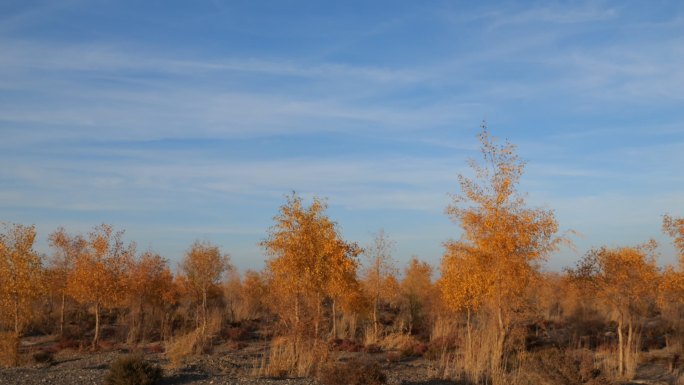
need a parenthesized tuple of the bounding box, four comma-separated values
(441, 127, 560, 318)
(400, 256, 434, 332)
(67, 223, 134, 348)
(0, 223, 44, 335)
(262, 193, 361, 337)
(664, 214, 684, 263)
(361, 230, 398, 337)
(179, 240, 231, 334)
(568, 242, 659, 378)
(438, 126, 562, 383)
(126, 251, 176, 342)
(47, 227, 86, 336)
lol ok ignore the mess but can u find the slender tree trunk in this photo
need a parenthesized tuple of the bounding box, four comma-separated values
(626, 321, 634, 377)
(202, 288, 208, 335)
(13, 297, 20, 336)
(160, 311, 167, 342)
(466, 307, 472, 360)
(494, 303, 506, 374)
(138, 300, 145, 343)
(60, 292, 66, 337)
(618, 319, 624, 377)
(373, 296, 379, 338)
(14, 304, 19, 337)
(93, 301, 100, 350)
(314, 293, 321, 339)
(332, 298, 337, 338)
(295, 296, 300, 330)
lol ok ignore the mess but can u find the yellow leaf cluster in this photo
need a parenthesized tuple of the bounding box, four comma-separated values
(0, 223, 44, 335)
(262, 193, 361, 330)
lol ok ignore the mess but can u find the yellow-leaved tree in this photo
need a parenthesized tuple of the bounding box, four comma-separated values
(180, 240, 231, 336)
(400, 256, 434, 334)
(361, 229, 398, 339)
(0, 223, 44, 336)
(67, 224, 134, 349)
(126, 251, 176, 343)
(439, 125, 561, 383)
(262, 193, 361, 338)
(47, 227, 86, 337)
(658, 214, 684, 351)
(568, 242, 659, 379)
(663, 214, 684, 261)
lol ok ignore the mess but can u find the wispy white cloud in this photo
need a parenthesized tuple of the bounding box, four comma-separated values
(487, 5, 617, 29)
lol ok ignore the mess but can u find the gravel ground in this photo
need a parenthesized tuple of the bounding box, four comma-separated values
(0, 338, 455, 385)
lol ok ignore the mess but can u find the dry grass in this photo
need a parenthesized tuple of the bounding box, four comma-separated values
(378, 332, 417, 351)
(165, 330, 208, 368)
(337, 314, 359, 340)
(517, 348, 611, 385)
(0, 332, 19, 368)
(429, 317, 511, 385)
(430, 316, 459, 342)
(165, 309, 225, 368)
(254, 336, 329, 378)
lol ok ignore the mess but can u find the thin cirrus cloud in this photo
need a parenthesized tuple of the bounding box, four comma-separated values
(1, 1, 683, 270)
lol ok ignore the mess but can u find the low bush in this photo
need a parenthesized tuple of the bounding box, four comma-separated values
(318, 358, 386, 385)
(104, 355, 163, 385)
(32, 349, 54, 364)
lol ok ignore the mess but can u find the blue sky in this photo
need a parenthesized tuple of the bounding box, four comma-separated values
(1, 0, 683, 272)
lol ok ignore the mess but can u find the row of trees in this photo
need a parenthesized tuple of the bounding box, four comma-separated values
(0, 214, 434, 349)
(1, 126, 683, 383)
(0, 223, 231, 349)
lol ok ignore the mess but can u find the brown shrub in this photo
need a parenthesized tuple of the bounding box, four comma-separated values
(104, 354, 163, 385)
(32, 349, 54, 364)
(318, 358, 386, 385)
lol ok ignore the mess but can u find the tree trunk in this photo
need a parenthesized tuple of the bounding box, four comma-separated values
(466, 308, 472, 360)
(202, 288, 208, 335)
(295, 296, 300, 330)
(60, 292, 66, 337)
(617, 319, 624, 377)
(138, 300, 145, 343)
(626, 321, 634, 378)
(373, 297, 379, 338)
(494, 304, 506, 374)
(332, 298, 337, 338)
(92, 302, 100, 350)
(13, 294, 20, 336)
(314, 293, 321, 339)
